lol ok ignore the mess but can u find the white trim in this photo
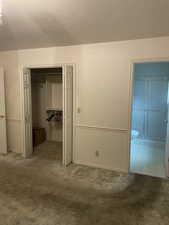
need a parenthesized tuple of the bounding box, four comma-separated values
(74, 160, 127, 173)
(131, 57, 169, 64)
(128, 62, 134, 173)
(19, 66, 25, 156)
(62, 66, 65, 164)
(76, 124, 128, 132)
(72, 64, 77, 163)
(7, 118, 21, 122)
(0, 67, 7, 155)
(20, 63, 76, 163)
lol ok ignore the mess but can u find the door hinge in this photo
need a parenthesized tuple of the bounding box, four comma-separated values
(24, 81, 29, 88)
(25, 114, 30, 123)
(24, 72, 30, 88)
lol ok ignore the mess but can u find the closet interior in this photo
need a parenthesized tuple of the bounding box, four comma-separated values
(31, 67, 63, 161)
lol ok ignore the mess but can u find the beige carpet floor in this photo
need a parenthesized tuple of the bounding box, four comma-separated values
(0, 141, 169, 225)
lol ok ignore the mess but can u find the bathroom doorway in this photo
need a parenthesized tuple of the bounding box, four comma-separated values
(130, 61, 169, 178)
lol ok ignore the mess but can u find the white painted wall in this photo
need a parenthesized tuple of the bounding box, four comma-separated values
(1, 37, 169, 172)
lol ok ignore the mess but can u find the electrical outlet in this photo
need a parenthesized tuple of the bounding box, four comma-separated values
(95, 150, 100, 157)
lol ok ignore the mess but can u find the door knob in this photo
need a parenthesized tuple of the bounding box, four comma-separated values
(0, 115, 5, 119)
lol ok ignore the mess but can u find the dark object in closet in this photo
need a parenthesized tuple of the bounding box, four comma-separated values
(46, 110, 62, 122)
(33, 127, 46, 147)
(46, 113, 55, 122)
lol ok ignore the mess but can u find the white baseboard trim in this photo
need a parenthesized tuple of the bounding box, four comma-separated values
(73, 160, 128, 173)
(7, 147, 21, 154)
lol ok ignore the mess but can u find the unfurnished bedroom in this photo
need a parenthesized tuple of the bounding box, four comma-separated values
(0, 0, 169, 225)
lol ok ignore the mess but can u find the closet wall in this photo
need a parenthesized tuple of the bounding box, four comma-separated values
(32, 82, 46, 128)
(31, 71, 63, 143)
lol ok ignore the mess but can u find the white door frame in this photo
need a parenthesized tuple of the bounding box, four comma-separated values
(0, 67, 7, 155)
(20, 63, 76, 164)
(128, 58, 169, 178)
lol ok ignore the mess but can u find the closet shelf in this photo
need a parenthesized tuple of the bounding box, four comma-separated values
(46, 107, 62, 111)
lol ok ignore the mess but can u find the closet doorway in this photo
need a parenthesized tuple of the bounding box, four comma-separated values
(21, 65, 74, 166)
(129, 61, 169, 178)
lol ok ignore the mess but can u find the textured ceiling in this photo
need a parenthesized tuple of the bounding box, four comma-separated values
(0, 0, 169, 50)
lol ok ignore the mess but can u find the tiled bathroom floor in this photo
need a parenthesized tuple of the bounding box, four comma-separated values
(130, 139, 166, 178)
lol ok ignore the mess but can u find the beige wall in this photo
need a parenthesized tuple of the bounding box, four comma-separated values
(1, 36, 169, 171)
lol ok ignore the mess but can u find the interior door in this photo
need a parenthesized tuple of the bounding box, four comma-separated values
(0, 68, 7, 154)
(147, 78, 168, 141)
(133, 78, 168, 141)
(132, 79, 146, 138)
(63, 65, 73, 166)
(23, 68, 33, 157)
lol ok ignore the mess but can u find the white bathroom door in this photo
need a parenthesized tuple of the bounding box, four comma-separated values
(0, 68, 7, 154)
(63, 65, 73, 166)
(23, 68, 33, 158)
